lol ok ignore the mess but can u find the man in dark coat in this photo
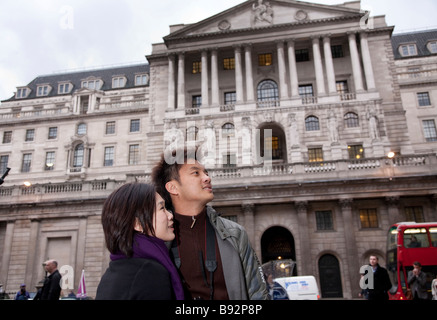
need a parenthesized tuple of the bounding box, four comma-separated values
(366, 255, 392, 300)
(40, 260, 62, 300)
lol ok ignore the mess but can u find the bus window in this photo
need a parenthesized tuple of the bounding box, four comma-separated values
(430, 228, 437, 247)
(403, 228, 429, 248)
(387, 226, 398, 251)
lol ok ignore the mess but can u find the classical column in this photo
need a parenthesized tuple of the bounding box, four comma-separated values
(339, 199, 360, 299)
(348, 32, 364, 92)
(201, 50, 209, 107)
(244, 45, 255, 102)
(277, 41, 289, 99)
(287, 40, 299, 98)
(295, 201, 311, 276)
(242, 203, 255, 246)
(211, 49, 220, 106)
(0, 221, 14, 287)
(167, 54, 176, 110)
(323, 35, 337, 94)
(312, 36, 326, 96)
(177, 53, 186, 109)
(234, 46, 244, 103)
(386, 196, 401, 226)
(359, 32, 376, 91)
(26, 219, 41, 287)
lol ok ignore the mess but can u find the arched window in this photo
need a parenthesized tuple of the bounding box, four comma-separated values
(222, 123, 235, 137)
(257, 80, 279, 107)
(344, 112, 359, 128)
(305, 116, 320, 131)
(73, 144, 84, 168)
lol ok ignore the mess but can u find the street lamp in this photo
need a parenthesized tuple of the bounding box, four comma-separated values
(23, 181, 32, 187)
(387, 151, 396, 159)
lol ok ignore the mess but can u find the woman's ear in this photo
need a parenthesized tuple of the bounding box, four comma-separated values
(133, 218, 143, 233)
(165, 181, 178, 196)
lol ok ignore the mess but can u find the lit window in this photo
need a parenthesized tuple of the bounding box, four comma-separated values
(316, 211, 333, 230)
(223, 58, 235, 70)
(258, 53, 272, 66)
(348, 145, 365, 159)
(192, 61, 201, 74)
(359, 209, 378, 228)
(308, 148, 323, 162)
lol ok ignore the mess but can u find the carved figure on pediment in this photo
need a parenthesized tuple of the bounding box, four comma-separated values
(252, 0, 273, 24)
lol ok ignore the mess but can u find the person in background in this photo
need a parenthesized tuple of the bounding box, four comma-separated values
(40, 260, 62, 300)
(14, 284, 30, 300)
(96, 183, 184, 300)
(408, 261, 428, 300)
(365, 255, 392, 300)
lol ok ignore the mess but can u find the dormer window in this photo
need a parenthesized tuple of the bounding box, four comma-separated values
(112, 76, 126, 88)
(16, 87, 30, 99)
(82, 79, 102, 90)
(58, 82, 73, 94)
(135, 74, 149, 86)
(427, 41, 437, 54)
(399, 44, 418, 57)
(37, 85, 51, 96)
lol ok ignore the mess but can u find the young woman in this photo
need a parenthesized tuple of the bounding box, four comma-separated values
(96, 183, 184, 300)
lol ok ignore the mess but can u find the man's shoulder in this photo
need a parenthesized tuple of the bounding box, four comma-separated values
(207, 206, 245, 231)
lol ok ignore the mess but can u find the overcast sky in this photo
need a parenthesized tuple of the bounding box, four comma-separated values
(1, 0, 436, 101)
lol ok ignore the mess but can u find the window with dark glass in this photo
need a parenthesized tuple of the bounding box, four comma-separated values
(0, 155, 9, 174)
(316, 211, 333, 230)
(130, 119, 140, 133)
(48, 127, 58, 140)
(192, 95, 202, 109)
(2, 131, 12, 144)
(331, 45, 344, 58)
(295, 49, 310, 62)
(224, 92, 236, 105)
(405, 206, 425, 223)
(25, 129, 35, 142)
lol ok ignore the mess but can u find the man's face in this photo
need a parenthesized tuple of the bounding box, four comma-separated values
(172, 160, 214, 206)
(369, 256, 378, 267)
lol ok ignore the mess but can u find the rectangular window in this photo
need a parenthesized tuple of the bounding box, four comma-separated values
(48, 127, 58, 140)
(135, 74, 148, 86)
(405, 206, 425, 222)
(316, 211, 334, 230)
(423, 120, 437, 142)
(0, 155, 9, 174)
(223, 58, 235, 70)
(298, 84, 314, 97)
(104, 147, 114, 167)
(45, 151, 55, 171)
(112, 77, 125, 88)
(58, 83, 71, 94)
(2, 131, 12, 144)
(348, 145, 365, 160)
(417, 92, 431, 106)
(192, 95, 202, 108)
(21, 153, 32, 173)
(336, 81, 349, 94)
(130, 119, 140, 133)
(37, 85, 49, 96)
(258, 53, 272, 66)
(129, 144, 140, 165)
(16, 88, 27, 99)
(224, 92, 236, 105)
(308, 148, 324, 162)
(295, 49, 310, 62)
(192, 61, 201, 74)
(359, 209, 378, 228)
(331, 45, 344, 58)
(106, 121, 116, 135)
(400, 44, 417, 56)
(222, 154, 236, 168)
(25, 129, 35, 142)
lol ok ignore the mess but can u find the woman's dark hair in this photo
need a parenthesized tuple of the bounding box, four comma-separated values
(101, 183, 156, 257)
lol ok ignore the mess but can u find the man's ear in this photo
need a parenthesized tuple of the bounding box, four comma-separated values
(165, 181, 178, 196)
(134, 218, 143, 233)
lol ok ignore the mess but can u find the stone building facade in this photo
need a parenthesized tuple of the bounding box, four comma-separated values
(0, 0, 436, 299)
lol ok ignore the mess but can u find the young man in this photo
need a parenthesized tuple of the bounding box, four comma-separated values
(366, 255, 392, 300)
(152, 148, 269, 300)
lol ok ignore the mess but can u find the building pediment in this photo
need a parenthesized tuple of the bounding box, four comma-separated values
(164, 0, 364, 42)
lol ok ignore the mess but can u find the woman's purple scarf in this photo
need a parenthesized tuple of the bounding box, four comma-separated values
(110, 233, 184, 300)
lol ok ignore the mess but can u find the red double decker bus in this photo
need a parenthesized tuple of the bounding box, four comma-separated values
(387, 222, 437, 300)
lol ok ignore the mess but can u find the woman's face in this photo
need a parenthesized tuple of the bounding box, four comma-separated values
(153, 193, 175, 241)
